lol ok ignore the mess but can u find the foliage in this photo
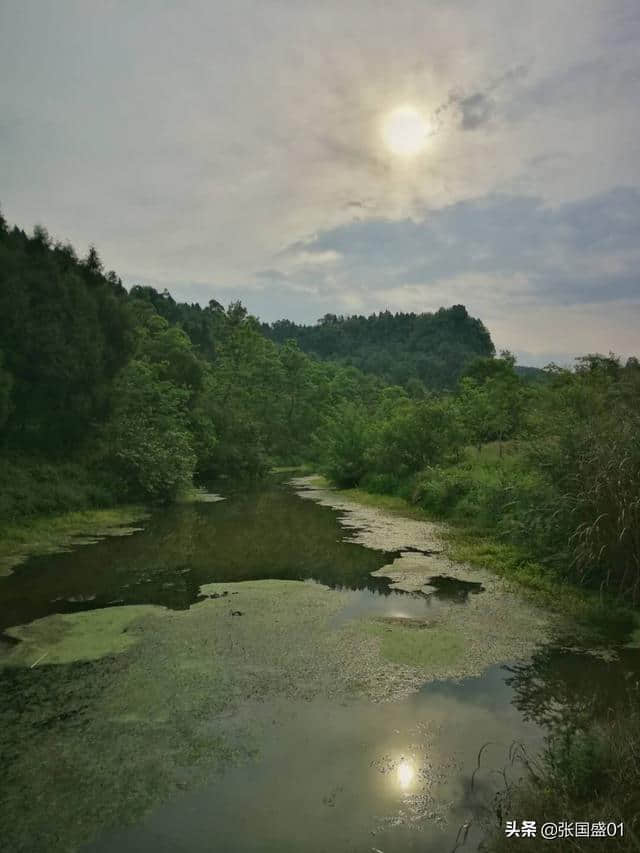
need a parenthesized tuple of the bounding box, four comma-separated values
(0, 457, 115, 521)
(369, 397, 463, 478)
(104, 359, 196, 502)
(314, 353, 640, 606)
(456, 352, 527, 451)
(0, 225, 133, 453)
(263, 304, 494, 390)
(522, 356, 640, 600)
(316, 403, 371, 487)
(0, 350, 13, 429)
(0, 216, 392, 512)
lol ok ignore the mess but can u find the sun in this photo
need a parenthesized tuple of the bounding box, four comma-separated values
(383, 106, 430, 156)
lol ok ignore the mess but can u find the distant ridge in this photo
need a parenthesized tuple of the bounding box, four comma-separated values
(262, 305, 495, 390)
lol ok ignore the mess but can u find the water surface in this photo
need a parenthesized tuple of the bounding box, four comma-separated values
(1, 476, 637, 853)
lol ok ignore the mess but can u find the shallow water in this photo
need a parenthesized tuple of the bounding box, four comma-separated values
(84, 669, 539, 853)
(0, 480, 396, 632)
(1, 476, 637, 853)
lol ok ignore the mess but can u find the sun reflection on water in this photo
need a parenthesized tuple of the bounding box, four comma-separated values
(396, 759, 415, 789)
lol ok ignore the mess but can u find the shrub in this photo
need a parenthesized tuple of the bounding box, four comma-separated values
(317, 403, 370, 487)
(0, 457, 115, 521)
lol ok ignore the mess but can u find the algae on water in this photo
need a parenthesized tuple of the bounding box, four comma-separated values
(2, 605, 165, 666)
(366, 619, 466, 670)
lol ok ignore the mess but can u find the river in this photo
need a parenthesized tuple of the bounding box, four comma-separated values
(1, 475, 637, 852)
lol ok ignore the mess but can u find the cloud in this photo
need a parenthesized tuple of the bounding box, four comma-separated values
(429, 63, 529, 133)
(261, 187, 640, 357)
(293, 187, 640, 303)
(1, 0, 639, 364)
(458, 93, 493, 130)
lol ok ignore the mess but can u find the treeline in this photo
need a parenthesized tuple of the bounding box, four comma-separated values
(0, 215, 502, 522)
(0, 216, 386, 516)
(314, 350, 640, 604)
(263, 306, 495, 390)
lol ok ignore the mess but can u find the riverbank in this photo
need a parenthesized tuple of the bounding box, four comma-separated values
(0, 506, 149, 577)
(481, 692, 640, 852)
(308, 475, 638, 643)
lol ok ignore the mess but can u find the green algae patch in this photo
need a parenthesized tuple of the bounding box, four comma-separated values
(0, 570, 544, 853)
(366, 619, 466, 670)
(191, 579, 426, 702)
(2, 605, 165, 666)
(0, 505, 148, 576)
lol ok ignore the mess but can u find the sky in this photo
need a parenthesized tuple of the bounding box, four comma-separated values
(1, 0, 639, 366)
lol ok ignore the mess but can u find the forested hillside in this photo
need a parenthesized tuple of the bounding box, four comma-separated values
(263, 307, 495, 390)
(0, 216, 382, 515)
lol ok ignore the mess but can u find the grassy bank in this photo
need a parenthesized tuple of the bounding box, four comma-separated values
(444, 533, 638, 641)
(0, 506, 148, 576)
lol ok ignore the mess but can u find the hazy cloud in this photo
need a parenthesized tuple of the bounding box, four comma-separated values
(458, 93, 493, 130)
(1, 0, 639, 362)
(270, 188, 640, 357)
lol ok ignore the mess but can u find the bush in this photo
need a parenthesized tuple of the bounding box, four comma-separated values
(317, 403, 370, 487)
(413, 465, 475, 516)
(368, 397, 463, 479)
(0, 457, 115, 521)
(360, 471, 405, 495)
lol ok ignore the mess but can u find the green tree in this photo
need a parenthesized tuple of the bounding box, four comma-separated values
(318, 403, 370, 487)
(458, 352, 525, 454)
(369, 397, 462, 479)
(105, 360, 196, 502)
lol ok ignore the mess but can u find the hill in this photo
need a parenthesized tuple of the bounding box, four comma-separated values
(262, 306, 495, 390)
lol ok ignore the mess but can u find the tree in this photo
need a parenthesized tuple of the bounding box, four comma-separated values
(105, 360, 196, 502)
(318, 403, 370, 487)
(32, 224, 51, 248)
(84, 244, 103, 274)
(369, 397, 462, 477)
(458, 352, 525, 454)
(457, 377, 493, 452)
(263, 305, 495, 390)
